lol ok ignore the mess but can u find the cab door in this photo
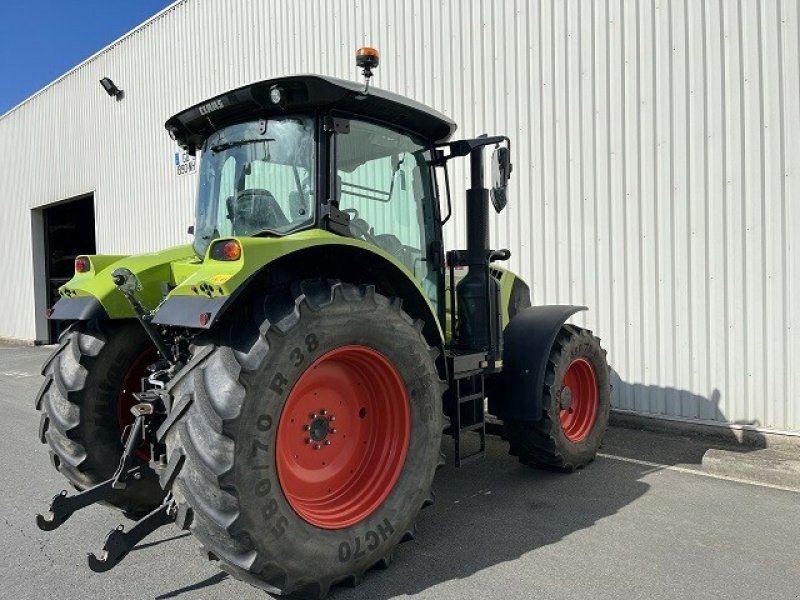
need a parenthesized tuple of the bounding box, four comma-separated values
(333, 118, 442, 313)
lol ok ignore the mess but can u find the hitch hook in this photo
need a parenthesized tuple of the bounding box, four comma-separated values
(87, 499, 175, 573)
(35, 465, 147, 531)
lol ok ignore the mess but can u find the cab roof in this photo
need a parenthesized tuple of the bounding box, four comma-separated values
(165, 75, 457, 151)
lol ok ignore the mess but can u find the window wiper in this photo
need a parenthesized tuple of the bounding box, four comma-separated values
(209, 138, 275, 153)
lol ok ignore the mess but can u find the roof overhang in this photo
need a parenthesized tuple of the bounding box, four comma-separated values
(165, 75, 457, 151)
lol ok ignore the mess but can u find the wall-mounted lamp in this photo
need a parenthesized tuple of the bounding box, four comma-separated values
(99, 77, 124, 100)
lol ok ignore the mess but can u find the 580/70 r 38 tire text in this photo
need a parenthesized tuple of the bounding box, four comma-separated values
(162, 280, 444, 599)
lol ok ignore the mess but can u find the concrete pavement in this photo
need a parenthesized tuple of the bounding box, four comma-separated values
(1, 344, 798, 600)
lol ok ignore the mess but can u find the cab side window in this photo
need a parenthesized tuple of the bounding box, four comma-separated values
(335, 119, 439, 309)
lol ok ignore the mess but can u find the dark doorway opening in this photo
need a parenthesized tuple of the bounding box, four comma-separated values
(42, 195, 96, 342)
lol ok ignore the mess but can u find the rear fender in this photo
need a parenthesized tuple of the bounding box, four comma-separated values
(49, 246, 197, 320)
(489, 305, 587, 422)
(151, 231, 444, 347)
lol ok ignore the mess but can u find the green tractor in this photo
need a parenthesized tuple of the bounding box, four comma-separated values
(35, 49, 610, 598)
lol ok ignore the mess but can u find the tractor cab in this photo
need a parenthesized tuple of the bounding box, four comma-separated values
(167, 71, 459, 312)
(166, 62, 513, 358)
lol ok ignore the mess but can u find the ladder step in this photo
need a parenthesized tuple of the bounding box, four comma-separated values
(456, 451, 485, 466)
(459, 422, 485, 433)
(449, 367, 487, 467)
(457, 392, 485, 404)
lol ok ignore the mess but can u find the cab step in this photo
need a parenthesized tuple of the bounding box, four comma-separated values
(446, 353, 487, 467)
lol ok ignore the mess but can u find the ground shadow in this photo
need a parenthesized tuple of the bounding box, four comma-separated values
(154, 572, 229, 599)
(327, 378, 767, 599)
(607, 370, 767, 465)
(132, 531, 191, 552)
(157, 379, 766, 600)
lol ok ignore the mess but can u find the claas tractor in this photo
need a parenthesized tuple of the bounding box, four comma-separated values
(34, 49, 610, 598)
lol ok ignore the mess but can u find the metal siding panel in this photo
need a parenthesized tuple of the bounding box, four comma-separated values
(687, 0, 707, 420)
(761, 0, 788, 430)
(0, 0, 796, 432)
(639, 0, 657, 415)
(781, 0, 800, 432)
(741, 0, 765, 427)
(610, 0, 632, 409)
(705, 0, 728, 423)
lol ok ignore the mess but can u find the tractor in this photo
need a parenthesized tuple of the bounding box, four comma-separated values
(35, 48, 610, 598)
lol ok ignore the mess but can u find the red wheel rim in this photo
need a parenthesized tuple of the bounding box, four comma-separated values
(276, 345, 411, 530)
(117, 347, 157, 461)
(559, 358, 599, 443)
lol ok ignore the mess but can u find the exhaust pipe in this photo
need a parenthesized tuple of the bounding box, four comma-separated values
(456, 146, 502, 358)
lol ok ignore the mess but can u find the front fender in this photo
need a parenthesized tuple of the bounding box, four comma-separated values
(489, 305, 587, 422)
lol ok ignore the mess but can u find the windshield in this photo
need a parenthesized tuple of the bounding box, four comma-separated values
(194, 116, 315, 255)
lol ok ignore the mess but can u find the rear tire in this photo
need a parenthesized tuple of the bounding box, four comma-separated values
(504, 325, 610, 472)
(35, 319, 165, 513)
(162, 280, 444, 598)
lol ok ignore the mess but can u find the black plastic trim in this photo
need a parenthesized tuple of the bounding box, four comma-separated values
(507, 275, 532, 322)
(166, 75, 457, 151)
(150, 296, 229, 329)
(494, 305, 587, 422)
(48, 297, 108, 321)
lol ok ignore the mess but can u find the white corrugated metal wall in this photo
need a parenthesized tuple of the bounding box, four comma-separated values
(0, 0, 797, 433)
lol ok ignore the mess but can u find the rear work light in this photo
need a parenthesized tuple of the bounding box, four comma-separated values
(75, 257, 90, 273)
(210, 240, 242, 261)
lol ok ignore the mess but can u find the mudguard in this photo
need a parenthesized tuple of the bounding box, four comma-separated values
(48, 231, 441, 348)
(48, 296, 109, 321)
(48, 246, 197, 320)
(150, 231, 443, 343)
(490, 305, 587, 422)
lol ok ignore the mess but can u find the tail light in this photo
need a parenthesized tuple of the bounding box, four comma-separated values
(210, 240, 242, 261)
(75, 257, 90, 273)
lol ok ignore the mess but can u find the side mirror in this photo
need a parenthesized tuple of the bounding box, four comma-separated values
(490, 145, 512, 213)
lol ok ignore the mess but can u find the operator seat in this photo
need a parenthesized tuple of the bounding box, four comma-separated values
(227, 190, 289, 235)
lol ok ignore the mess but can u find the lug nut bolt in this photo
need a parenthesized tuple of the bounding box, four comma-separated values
(305, 438, 311, 444)
(320, 409, 328, 416)
(324, 440, 331, 446)
(330, 428, 337, 434)
(310, 413, 318, 419)
(303, 424, 311, 431)
(314, 444, 321, 450)
(329, 416, 336, 422)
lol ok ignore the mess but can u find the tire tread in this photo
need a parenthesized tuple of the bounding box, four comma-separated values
(504, 327, 610, 473)
(166, 279, 444, 598)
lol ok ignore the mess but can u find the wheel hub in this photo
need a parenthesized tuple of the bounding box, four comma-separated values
(276, 345, 411, 529)
(307, 414, 332, 443)
(559, 358, 599, 443)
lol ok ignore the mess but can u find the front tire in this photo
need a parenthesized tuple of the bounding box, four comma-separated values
(504, 325, 610, 472)
(162, 280, 444, 598)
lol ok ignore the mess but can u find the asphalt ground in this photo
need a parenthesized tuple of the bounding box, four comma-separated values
(1, 343, 798, 600)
